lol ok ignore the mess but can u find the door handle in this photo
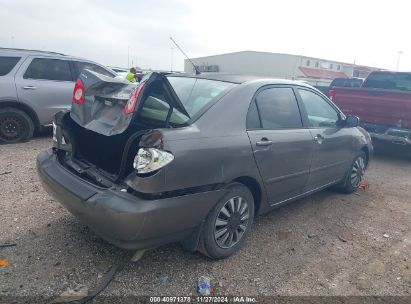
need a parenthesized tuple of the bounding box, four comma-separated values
(314, 134, 324, 144)
(256, 138, 273, 146)
(22, 86, 37, 90)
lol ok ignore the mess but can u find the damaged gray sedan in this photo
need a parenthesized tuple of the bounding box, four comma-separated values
(37, 71, 372, 259)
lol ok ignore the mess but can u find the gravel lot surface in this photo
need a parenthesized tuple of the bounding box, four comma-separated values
(0, 136, 410, 300)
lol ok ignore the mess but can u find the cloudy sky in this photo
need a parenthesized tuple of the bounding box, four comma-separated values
(1, 0, 410, 71)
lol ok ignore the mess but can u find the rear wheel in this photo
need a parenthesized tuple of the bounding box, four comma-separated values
(340, 151, 366, 193)
(199, 183, 254, 259)
(0, 108, 34, 144)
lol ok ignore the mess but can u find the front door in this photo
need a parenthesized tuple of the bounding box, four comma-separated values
(247, 86, 314, 204)
(15, 56, 75, 125)
(296, 88, 353, 191)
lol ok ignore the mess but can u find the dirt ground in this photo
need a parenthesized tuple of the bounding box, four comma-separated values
(0, 136, 410, 300)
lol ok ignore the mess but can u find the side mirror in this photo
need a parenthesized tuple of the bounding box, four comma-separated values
(345, 115, 360, 128)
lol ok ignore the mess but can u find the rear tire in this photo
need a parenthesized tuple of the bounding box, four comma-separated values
(340, 151, 367, 194)
(0, 107, 34, 144)
(199, 183, 254, 259)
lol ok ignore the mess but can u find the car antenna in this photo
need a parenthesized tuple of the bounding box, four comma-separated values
(169, 36, 200, 75)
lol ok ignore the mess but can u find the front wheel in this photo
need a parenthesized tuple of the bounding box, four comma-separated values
(199, 183, 254, 259)
(340, 152, 367, 193)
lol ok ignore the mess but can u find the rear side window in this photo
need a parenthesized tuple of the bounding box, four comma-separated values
(139, 80, 190, 126)
(246, 100, 261, 129)
(252, 87, 303, 129)
(364, 72, 411, 91)
(74, 61, 114, 78)
(167, 77, 237, 117)
(24, 58, 73, 81)
(0, 56, 21, 76)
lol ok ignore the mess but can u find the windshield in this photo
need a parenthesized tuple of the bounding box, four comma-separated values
(167, 76, 237, 117)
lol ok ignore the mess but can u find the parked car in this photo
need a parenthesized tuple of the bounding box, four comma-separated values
(0, 48, 116, 143)
(330, 71, 411, 146)
(37, 71, 372, 259)
(109, 66, 144, 82)
(108, 66, 128, 79)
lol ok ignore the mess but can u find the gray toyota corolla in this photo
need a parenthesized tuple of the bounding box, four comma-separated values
(37, 71, 372, 259)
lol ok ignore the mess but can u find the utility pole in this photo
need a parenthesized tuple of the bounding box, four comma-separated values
(396, 51, 403, 71)
(11, 36, 15, 48)
(127, 45, 130, 68)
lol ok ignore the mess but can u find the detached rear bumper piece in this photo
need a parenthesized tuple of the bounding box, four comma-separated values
(370, 129, 411, 146)
(37, 149, 226, 250)
(363, 123, 411, 146)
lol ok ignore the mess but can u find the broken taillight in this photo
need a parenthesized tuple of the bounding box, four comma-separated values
(133, 147, 174, 174)
(72, 79, 85, 105)
(124, 82, 145, 115)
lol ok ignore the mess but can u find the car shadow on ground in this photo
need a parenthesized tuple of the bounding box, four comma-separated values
(372, 141, 411, 161)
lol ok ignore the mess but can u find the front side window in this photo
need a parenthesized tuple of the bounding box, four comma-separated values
(74, 61, 114, 78)
(0, 56, 21, 76)
(24, 58, 72, 81)
(298, 89, 339, 127)
(253, 87, 302, 129)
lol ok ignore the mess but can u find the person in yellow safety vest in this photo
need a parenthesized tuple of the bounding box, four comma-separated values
(126, 67, 137, 83)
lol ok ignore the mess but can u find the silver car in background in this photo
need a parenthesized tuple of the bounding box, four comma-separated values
(0, 48, 116, 143)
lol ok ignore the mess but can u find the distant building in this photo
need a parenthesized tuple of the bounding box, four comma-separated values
(184, 51, 382, 86)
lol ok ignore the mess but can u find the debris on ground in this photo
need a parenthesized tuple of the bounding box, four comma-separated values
(383, 234, 390, 238)
(158, 274, 169, 284)
(0, 243, 16, 248)
(0, 259, 11, 267)
(54, 284, 89, 303)
(0, 171, 12, 176)
(197, 276, 213, 296)
(358, 182, 370, 190)
(338, 233, 353, 242)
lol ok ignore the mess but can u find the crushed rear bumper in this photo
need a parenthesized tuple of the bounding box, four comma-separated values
(37, 149, 226, 250)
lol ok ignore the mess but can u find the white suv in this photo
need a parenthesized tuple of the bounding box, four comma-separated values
(0, 48, 116, 143)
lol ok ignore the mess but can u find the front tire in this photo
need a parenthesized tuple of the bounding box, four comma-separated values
(340, 151, 367, 193)
(199, 183, 254, 259)
(0, 108, 34, 144)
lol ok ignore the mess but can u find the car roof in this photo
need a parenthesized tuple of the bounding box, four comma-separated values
(0, 47, 87, 61)
(167, 72, 313, 87)
(0, 47, 68, 57)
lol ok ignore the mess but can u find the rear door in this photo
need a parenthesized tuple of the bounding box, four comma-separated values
(296, 88, 353, 191)
(15, 56, 75, 125)
(247, 86, 314, 204)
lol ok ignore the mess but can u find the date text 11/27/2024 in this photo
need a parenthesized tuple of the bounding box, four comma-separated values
(149, 296, 257, 303)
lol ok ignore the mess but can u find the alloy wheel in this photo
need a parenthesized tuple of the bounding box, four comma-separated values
(214, 196, 249, 249)
(350, 156, 365, 188)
